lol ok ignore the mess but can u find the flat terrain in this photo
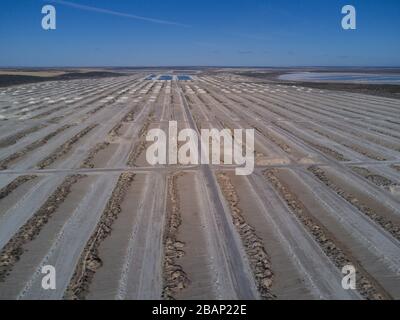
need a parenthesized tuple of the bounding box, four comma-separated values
(234, 68, 400, 99)
(0, 69, 126, 88)
(1, 71, 400, 300)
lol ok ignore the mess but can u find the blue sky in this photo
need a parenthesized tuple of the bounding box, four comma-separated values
(0, 0, 399, 67)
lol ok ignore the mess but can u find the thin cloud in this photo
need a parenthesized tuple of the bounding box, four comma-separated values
(47, 0, 189, 27)
(238, 50, 253, 55)
(232, 32, 272, 41)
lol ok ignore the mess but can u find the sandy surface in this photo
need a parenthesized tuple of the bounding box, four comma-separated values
(0, 70, 400, 300)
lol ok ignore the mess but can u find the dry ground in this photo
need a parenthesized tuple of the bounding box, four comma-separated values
(0, 72, 400, 300)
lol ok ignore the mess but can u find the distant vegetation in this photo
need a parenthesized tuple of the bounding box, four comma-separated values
(0, 71, 126, 88)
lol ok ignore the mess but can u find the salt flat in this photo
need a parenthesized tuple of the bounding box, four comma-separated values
(0, 70, 400, 300)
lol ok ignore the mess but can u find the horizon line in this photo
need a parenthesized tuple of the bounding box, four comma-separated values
(1, 65, 400, 69)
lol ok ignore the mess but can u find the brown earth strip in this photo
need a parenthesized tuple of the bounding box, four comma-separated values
(369, 128, 400, 140)
(64, 173, 135, 300)
(0, 125, 73, 170)
(31, 106, 66, 119)
(37, 124, 97, 169)
(162, 173, 190, 300)
(126, 113, 154, 166)
(264, 169, 387, 300)
(108, 123, 123, 139)
(122, 106, 138, 122)
(306, 140, 349, 161)
(0, 175, 85, 282)
(274, 123, 349, 161)
(0, 175, 37, 201)
(80, 142, 110, 169)
(0, 125, 47, 149)
(85, 90, 131, 116)
(351, 167, 397, 188)
(217, 173, 275, 299)
(324, 122, 400, 153)
(311, 128, 387, 161)
(308, 166, 400, 243)
(263, 129, 292, 154)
